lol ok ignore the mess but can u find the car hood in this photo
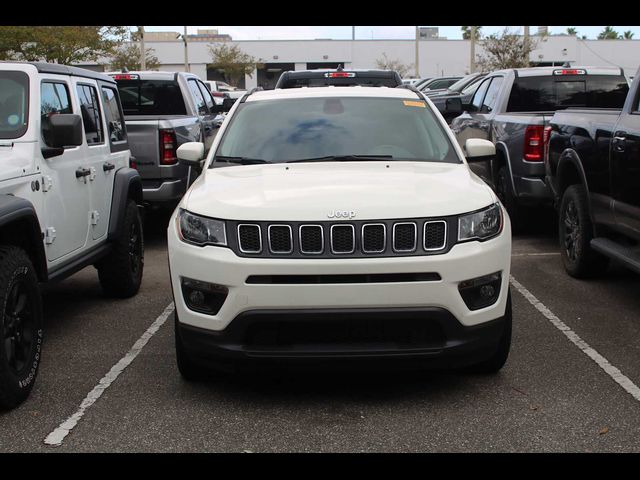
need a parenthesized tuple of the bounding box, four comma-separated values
(185, 161, 496, 221)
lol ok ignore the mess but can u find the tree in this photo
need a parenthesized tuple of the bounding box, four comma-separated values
(566, 27, 578, 36)
(598, 26, 619, 40)
(475, 27, 538, 72)
(375, 53, 413, 78)
(461, 26, 482, 40)
(109, 44, 160, 71)
(0, 26, 128, 64)
(208, 43, 261, 86)
(623, 31, 634, 40)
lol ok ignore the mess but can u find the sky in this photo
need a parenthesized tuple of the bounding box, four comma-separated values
(139, 26, 640, 40)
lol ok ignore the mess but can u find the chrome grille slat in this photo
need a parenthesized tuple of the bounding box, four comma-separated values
(362, 223, 386, 253)
(330, 224, 355, 254)
(393, 222, 417, 252)
(423, 220, 447, 251)
(237, 224, 262, 253)
(268, 224, 293, 254)
(299, 225, 324, 254)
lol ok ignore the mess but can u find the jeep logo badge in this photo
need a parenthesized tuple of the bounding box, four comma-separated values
(328, 210, 356, 219)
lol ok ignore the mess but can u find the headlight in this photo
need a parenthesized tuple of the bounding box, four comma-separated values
(178, 209, 227, 246)
(458, 203, 502, 242)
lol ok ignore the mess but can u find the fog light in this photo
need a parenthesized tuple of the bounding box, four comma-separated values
(458, 272, 501, 311)
(189, 290, 205, 306)
(181, 277, 228, 315)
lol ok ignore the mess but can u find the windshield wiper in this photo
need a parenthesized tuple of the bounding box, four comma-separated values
(211, 156, 268, 166)
(286, 155, 393, 163)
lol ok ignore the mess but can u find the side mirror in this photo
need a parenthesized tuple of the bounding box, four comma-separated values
(462, 103, 475, 113)
(464, 138, 495, 163)
(42, 113, 83, 159)
(176, 142, 205, 167)
(222, 98, 236, 111)
(48, 114, 83, 148)
(444, 97, 463, 115)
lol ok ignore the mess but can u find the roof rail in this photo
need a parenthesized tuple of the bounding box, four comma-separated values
(239, 86, 264, 103)
(396, 83, 428, 100)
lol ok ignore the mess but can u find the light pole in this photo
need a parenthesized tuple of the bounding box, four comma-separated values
(469, 26, 476, 73)
(415, 26, 420, 78)
(183, 26, 190, 73)
(139, 26, 146, 70)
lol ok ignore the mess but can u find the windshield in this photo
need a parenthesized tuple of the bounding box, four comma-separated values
(462, 77, 485, 95)
(214, 96, 459, 164)
(448, 74, 478, 92)
(0, 71, 29, 139)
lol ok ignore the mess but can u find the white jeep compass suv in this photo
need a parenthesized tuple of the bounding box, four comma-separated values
(168, 86, 512, 378)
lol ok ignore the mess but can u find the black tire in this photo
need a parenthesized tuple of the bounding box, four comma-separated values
(174, 313, 208, 381)
(496, 166, 522, 234)
(97, 200, 144, 298)
(0, 246, 43, 410)
(559, 184, 609, 278)
(465, 290, 512, 374)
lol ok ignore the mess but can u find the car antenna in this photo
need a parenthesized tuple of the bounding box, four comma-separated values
(336, 64, 344, 72)
(122, 66, 129, 73)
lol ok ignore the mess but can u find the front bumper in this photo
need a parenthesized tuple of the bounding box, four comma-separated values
(168, 209, 511, 364)
(176, 306, 508, 371)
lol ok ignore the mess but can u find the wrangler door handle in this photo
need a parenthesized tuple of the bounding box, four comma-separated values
(103, 162, 116, 172)
(75, 167, 91, 178)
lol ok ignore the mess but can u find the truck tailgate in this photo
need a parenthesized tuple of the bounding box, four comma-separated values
(125, 119, 162, 180)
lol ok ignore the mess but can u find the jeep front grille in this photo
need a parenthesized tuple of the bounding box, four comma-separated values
(232, 217, 452, 259)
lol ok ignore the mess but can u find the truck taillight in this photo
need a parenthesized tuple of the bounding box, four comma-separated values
(211, 91, 225, 98)
(524, 125, 545, 162)
(159, 129, 178, 166)
(543, 125, 553, 164)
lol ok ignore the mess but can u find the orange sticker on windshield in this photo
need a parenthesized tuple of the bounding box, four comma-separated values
(403, 100, 426, 108)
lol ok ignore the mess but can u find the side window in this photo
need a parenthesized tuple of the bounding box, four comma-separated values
(41, 82, 72, 147)
(76, 84, 104, 145)
(101, 86, 126, 143)
(196, 81, 215, 113)
(188, 79, 208, 116)
(471, 78, 491, 111)
(482, 77, 504, 113)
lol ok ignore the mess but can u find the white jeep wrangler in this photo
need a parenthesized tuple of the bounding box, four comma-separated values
(168, 86, 511, 378)
(0, 62, 144, 409)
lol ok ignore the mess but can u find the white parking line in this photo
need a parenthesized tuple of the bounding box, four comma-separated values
(510, 275, 640, 402)
(44, 302, 176, 447)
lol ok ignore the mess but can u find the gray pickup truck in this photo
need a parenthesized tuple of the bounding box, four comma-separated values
(546, 66, 640, 278)
(108, 71, 227, 206)
(449, 66, 629, 229)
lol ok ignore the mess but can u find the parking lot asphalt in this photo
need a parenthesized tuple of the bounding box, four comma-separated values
(2, 207, 640, 452)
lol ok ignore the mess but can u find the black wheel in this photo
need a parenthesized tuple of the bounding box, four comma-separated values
(465, 290, 512, 374)
(0, 246, 43, 410)
(98, 200, 144, 298)
(174, 313, 208, 381)
(559, 185, 609, 278)
(496, 166, 522, 233)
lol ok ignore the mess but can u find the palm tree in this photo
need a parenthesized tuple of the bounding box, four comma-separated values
(566, 27, 578, 36)
(598, 26, 619, 40)
(623, 31, 634, 39)
(461, 26, 482, 40)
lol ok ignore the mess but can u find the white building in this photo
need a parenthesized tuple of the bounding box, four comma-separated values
(83, 35, 640, 89)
